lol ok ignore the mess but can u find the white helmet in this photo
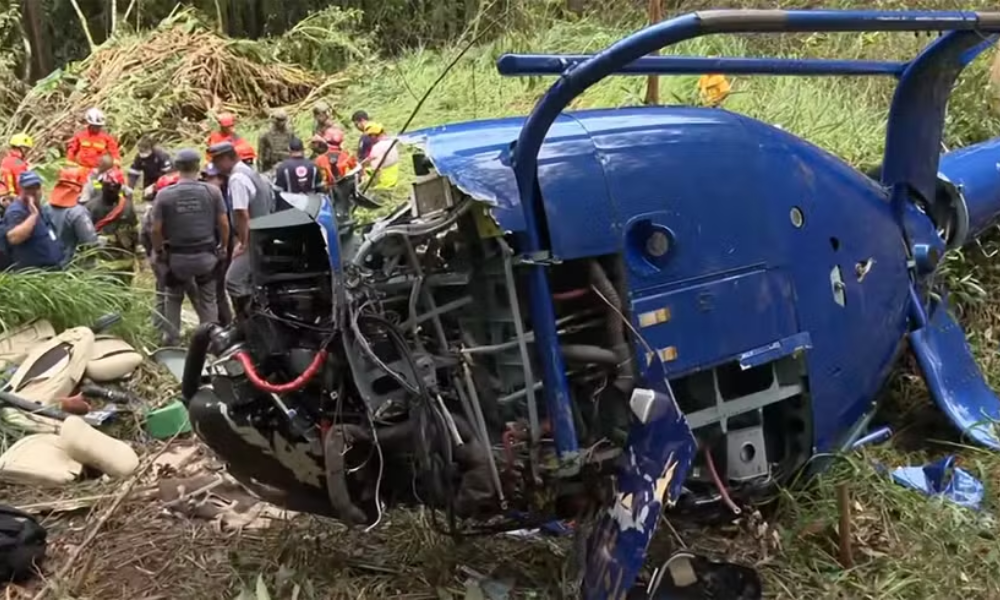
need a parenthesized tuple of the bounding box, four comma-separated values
(85, 108, 106, 126)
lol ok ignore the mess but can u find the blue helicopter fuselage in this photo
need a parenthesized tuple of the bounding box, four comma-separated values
(408, 105, 914, 453)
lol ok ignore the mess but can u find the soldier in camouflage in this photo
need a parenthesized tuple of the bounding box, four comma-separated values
(257, 109, 293, 173)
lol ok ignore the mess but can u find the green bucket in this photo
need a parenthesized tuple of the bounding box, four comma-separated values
(144, 399, 192, 439)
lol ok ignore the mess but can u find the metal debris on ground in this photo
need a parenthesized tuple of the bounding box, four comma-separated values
(890, 455, 985, 510)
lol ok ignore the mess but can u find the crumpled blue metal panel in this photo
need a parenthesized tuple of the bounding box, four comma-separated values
(910, 298, 1000, 450)
(939, 136, 1000, 242)
(402, 114, 618, 259)
(582, 386, 696, 600)
(891, 455, 984, 510)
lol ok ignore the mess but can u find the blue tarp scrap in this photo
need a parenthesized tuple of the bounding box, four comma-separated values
(890, 455, 985, 511)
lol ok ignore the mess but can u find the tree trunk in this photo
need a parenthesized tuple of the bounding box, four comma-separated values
(643, 0, 662, 106)
(22, 0, 51, 81)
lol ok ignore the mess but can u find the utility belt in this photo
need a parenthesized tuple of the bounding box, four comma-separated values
(167, 242, 217, 255)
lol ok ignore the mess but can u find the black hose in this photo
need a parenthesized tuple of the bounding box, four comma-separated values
(589, 260, 634, 393)
(182, 323, 219, 402)
(561, 344, 620, 365)
(0, 391, 68, 421)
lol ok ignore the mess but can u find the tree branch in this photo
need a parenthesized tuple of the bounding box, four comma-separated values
(69, 0, 96, 52)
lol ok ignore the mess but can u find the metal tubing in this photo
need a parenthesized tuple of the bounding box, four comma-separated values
(498, 239, 545, 449)
(938, 136, 1000, 241)
(497, 54, 907, 77)
(507, 13, 1000, 467)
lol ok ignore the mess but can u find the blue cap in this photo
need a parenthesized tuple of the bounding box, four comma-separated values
(174, 148, 201, 164)
(18, 170, 42, 188)
(207, 141, 235, 157)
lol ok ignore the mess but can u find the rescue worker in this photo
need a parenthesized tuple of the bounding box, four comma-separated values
(235, 138, 257, 168)
(274, 137, 323, 196)
(363, 123, 400, 190)
(208, 141, 274, 321)
(351, 110, 375, 161)
(46, 168, 99, 264)
(2, 134, 32, 197)
(202, 162, 234, 327)
(128, 135, 173, 200)
(257, 109, 292, 173)
(81, 155, 125, 206)
(87, 168, 139, 284)
(698, 74, 732, 107)
(1, 171, 64, 271)
(206, 112, 242, 162)
(67, 108, 120, 170)
(314, 127, 358, 188)
(151, 149, 230, 344)
(313, 102, 333, 136)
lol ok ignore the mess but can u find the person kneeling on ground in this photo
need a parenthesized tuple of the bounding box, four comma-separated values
(87, 168, 139, 285)
(1, 171, 64, 271)
(151, 149, 230, 345)
(208, 141, 274, 321)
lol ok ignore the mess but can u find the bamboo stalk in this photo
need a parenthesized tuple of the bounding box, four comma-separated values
(837, 482, 854, 568)
(111, 0, 118, 36)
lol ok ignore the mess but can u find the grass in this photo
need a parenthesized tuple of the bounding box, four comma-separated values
(7, 11, 1000, 600)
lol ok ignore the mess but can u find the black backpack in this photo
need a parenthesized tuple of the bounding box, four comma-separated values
(0, 505, 46, 583)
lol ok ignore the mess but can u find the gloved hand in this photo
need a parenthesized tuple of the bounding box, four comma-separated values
(143, 184, 155, 200)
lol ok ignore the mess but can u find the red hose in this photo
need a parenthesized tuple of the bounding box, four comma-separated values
(703, 446, 741, 515)
(552, 288, 590, 301)
(234, 349, 328, 394)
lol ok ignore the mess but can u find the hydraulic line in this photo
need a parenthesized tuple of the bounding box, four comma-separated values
(234, 349, 328, 394)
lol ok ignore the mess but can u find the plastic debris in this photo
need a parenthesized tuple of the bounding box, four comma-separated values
(890, 455, 984, 510)
(851, 426, 892, 450)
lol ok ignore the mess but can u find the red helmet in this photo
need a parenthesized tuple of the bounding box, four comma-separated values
(98, 167, 125, 186)
(217, 112, 236, 128)
(322, 127, 344, 147)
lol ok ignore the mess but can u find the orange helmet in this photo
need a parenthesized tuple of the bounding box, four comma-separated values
(217, 112, 236, 128)
(322, 127, 344, 147)
(234, 138, 256, 162)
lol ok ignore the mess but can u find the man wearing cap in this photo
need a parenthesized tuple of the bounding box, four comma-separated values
(151, 148, 231, 344)
(1, 171, 64, 270)
(274, 137, 323, 197)
(201, 161, 234, 326)
(258, 109, 293, 173)
(208, 141, 274, 320)
(128, 135, 173, 201)
(351, 110, 375, 161)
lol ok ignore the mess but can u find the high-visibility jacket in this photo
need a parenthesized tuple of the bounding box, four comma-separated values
(0, 150, 29, 196)
(155, 172, 181, 192)
(698, 74, 732, 107)
(67, 129, 121, 170)
(315, 148, 358, 187)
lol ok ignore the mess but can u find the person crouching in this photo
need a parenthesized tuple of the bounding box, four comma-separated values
(150, 149, 230, 345)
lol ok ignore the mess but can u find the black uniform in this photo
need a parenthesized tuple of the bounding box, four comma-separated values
(128, 148, 173, 190)
(274, 156, 323, 195)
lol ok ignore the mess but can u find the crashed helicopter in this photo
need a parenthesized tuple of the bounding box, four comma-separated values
(180, 9, 1000, 599)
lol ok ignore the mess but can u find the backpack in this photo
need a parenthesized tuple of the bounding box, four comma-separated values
(0, 504, 47, 583)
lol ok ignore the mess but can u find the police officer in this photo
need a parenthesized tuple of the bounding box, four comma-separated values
(257, 109, 292, 173)
(151, 148, 230, 345)
(274, 137, 323, 196)
(208, 141, 274, 321)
